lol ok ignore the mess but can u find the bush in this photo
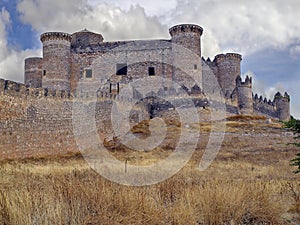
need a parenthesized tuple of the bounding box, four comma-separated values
(284, 117, 300, 173)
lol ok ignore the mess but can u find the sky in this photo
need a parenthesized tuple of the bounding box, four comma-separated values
(0, 0, 299, 118)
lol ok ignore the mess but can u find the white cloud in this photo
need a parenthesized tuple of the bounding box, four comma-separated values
(164, 0, 300, 58)
(279, 74, 300, 119)
(289, 45, 300, 58)
(0, 7, 10, 61)
(0, 7, 41, 82)
(15, 0, 300, 57)
(88, 0, 178, 17)
(17, 0, 168, 41)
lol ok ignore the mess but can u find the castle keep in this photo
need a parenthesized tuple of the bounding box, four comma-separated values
(0, 24, 290, 159)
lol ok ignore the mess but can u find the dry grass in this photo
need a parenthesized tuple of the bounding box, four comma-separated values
(0, 160, 291, 225)
(0, 116, 299, 224)
(227, 115, 268, 121)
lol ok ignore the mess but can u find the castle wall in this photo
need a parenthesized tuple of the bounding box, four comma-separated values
(70, 40, 180, 93)
(0, 83, 76, 159)
(70, 53, 102, 92)
(252, 93, 290, 121)
(202, 60, 222, 96)
(253, 99, 277, 118)
(1, 23, 292, 161)
(0, 79, 149, 160)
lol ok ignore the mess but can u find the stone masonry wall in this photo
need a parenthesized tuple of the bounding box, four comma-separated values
(70, 40, 175, 93)
(215, 53, 242, 97)
(0, 79, 76, 159)
(0, 79, 149, 160)
(24, 57, 43, 88)
(41, 33, 72, 91)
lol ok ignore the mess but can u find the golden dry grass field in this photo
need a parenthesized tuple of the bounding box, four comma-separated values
(0, 115, 300, 225)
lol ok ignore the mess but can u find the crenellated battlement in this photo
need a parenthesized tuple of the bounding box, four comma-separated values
(170, 23, 203, 57)
(252, 91, 290, 120)
(235, 75, 253, 114)
(203, 57, 215, 66)
(0, 78, 73, 99)
(253, 93, 274, 106)
(214, 53, 242, 63)
(236, 75, 252, 86)
(169, 24, 203, 37)
(0, 78, 207, 107)
(25, 57, 43, 68)
(40, 32, 72, 42)
(274, 91, 290, 102)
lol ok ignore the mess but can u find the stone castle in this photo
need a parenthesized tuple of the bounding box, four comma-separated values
(24, 24, 290, 120)
(0, 24, 290, 159)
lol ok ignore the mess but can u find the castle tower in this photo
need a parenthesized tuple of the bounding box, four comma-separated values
(274, 92, 290, 121)
(169, 24, 203, 89)
(169, 24, 203, 57)
(40, 32, 72, 91)
(24, 57, 43, 88)
(214, 53, 242, 97)
(71, 29, 104, 49)
(236, 75, 253, 115)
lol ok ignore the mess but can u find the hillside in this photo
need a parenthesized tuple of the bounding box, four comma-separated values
(0, 115, 299, 224)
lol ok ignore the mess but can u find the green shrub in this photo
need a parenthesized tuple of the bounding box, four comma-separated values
(284, 117, 300, 173)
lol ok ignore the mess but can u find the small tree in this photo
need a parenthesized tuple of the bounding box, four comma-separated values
(284, 117, 300, 173)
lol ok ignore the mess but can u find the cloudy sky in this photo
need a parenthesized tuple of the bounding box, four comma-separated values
(0, 0, 299, 118)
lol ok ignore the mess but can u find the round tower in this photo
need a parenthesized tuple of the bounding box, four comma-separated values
(169, 24, 203, 89)
(40, 32, 72, 91)
(169, 24, 203, 57)
(214, 53, 242, 97)
(24, 57, 43, 88)
(274, 92, 290, 121)
(71, 29, 104, 49)
(236, 75, 253, 115)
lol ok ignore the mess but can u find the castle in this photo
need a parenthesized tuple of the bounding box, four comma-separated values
(0, 24, 291, 159)
(24, 24, 290, 120)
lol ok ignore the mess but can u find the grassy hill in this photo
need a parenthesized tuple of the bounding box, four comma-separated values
(0, 115, 299, 224)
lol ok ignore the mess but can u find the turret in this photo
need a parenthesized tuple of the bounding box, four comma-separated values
(24, 57, 43, 88)
(214, 53, 242, 97)
(236, 75, 253, 115)
(169, 24, 203, 89)
(274, 92, 290, 121)
(169, 24, 203, 57)
(40, 32, 72, 91)
(71, 29, 104, 49)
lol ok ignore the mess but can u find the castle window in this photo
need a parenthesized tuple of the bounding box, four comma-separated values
(85, 69, 93, 78)
(148, 67, 155, 76)
(116, 63, 127, 75)
(43, 70, 46, 76)
(194, 64, 198, 70)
